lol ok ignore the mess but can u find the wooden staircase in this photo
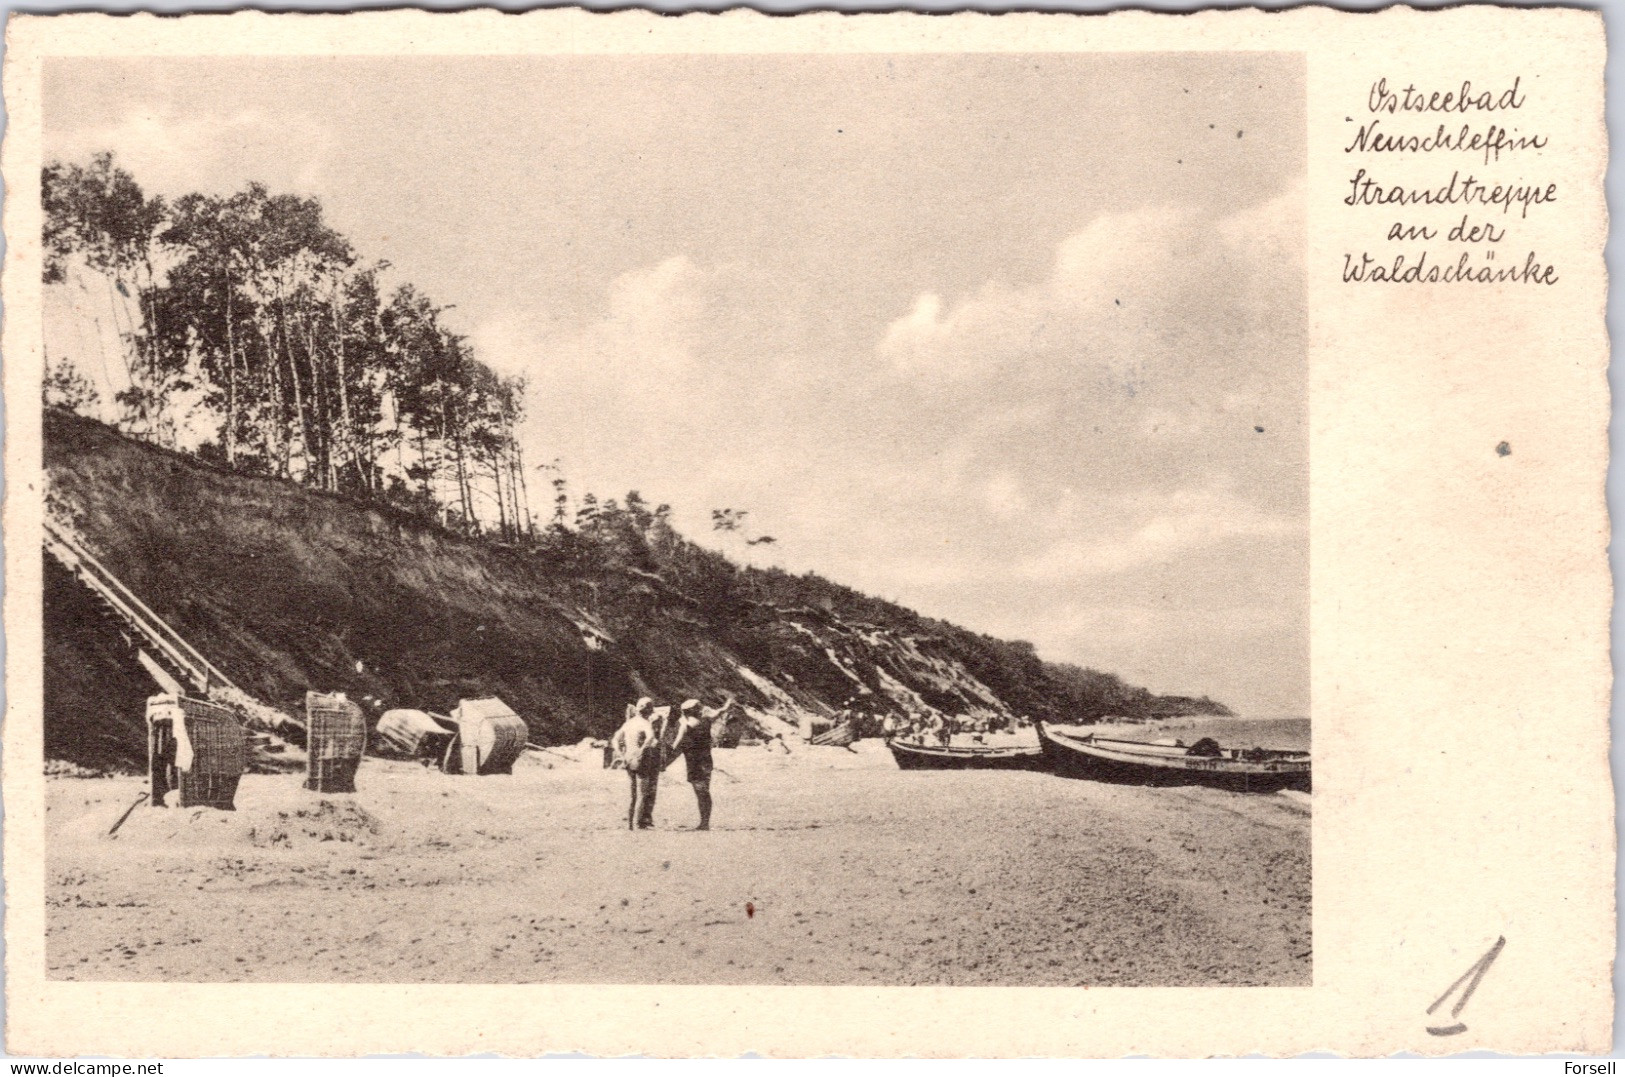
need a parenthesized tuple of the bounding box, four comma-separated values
(43, 517, 292, 759)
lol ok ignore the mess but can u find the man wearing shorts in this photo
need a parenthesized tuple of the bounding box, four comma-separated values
(667, 698, 715, 830)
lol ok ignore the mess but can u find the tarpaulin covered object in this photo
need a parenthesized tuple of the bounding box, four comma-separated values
(375, 708, 456, 759)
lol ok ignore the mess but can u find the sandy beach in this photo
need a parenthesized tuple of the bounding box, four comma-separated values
(46, 741, 1309, 986)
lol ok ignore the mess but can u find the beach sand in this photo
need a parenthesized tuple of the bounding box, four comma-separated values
(45, 741, 1309, 986)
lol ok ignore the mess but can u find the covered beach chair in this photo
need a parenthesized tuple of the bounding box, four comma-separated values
(305, 691, 366, 793)
(146, 693, 246, 810)
(375, 708, 457, 761)
(810, 722, 857, 748)
(443, 697, 528, 776)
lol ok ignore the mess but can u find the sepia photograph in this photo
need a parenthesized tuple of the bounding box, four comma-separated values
(36, 49, 1310, 989)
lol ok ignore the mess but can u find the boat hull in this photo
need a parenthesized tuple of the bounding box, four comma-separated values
(1035, 722, 1310, 792)
(887, 740, 1047, 771)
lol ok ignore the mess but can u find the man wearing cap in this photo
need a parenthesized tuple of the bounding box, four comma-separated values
(612, 697, 661, 831)
(665, 698, 716, 830)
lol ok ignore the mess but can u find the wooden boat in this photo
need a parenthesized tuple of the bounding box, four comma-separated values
(1034, 720, 1310, 792)
(887, 738, 1047, 771)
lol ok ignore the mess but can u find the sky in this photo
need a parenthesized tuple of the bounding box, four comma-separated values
(44, 53, 1308, 716)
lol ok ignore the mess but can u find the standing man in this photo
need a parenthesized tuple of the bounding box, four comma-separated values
(612, 697, 659, 831)
(642, 703, 675, 829)
(666, 698, 716, 830)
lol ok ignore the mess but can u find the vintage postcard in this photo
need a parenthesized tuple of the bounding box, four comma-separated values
(1, 6, 1611, 1058)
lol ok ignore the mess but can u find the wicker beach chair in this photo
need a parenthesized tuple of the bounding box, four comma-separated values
(305, 691, 366, 793)
(146, 694, 246, 810)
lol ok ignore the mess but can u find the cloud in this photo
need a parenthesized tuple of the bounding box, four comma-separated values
(472, 255, 713, 399)
(50, 106, 336, 198)
(982, 471, 1027, 519)
(585, 255, 711, 376)
(1016, 485, 1304, 582)
(876, 183, 1304, 398)
(865, 183, 1307, 572)
(469, 254, 796, 547)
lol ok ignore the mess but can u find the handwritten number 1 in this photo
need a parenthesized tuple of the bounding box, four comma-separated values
(1426, 936, 1506, 1036)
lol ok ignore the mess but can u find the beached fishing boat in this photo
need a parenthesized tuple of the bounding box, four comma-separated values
(887, 738, 1047, 771)
(1034, 720, 1310, 791)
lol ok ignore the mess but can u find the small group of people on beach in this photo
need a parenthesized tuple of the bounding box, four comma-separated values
(610, 696, 726, 832)
(882, 710, 1010, 747)
(883, 711, 955, 747)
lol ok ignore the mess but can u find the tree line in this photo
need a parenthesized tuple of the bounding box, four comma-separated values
(43, 152, 535, 540)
